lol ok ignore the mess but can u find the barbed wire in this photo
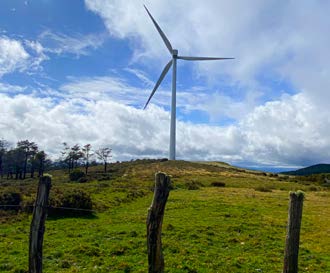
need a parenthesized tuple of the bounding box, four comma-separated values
(0, 204, 96, 213)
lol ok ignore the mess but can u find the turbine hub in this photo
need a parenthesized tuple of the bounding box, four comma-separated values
(172, 49, 178, 57)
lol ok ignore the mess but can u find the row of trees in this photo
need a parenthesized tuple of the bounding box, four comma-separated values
(0, 139, 112, 180)
(0, 139, 48, 179)
(61, 143, 112, 174)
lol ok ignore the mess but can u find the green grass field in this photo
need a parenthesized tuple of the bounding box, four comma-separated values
(0, 160, 329, 272)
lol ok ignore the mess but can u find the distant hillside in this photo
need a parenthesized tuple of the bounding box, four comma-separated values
(281, 164, 330, 176)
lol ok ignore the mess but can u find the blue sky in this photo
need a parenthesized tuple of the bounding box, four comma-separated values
(1, 0, 330, 171)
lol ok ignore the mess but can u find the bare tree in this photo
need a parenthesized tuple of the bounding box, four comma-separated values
(61, 142, 71, 172)
(95, 147, 112, 173)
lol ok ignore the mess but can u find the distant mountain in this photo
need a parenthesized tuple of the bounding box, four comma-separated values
(281, 164, 330, 176)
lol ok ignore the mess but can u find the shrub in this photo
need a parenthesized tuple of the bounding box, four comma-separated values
(186, 180, 202, 190)
(254, 186, 273, 192)
(69, 169, 86, 182)
(78, 177, 88, 183)
(308, 185, 319, 191)
(49, 189, 93, 216)
(0, 191, 22, 211)
(97, 174, 111, 181)
(61, 190, 92, 210)
(126, 190, 146, 200)
(211, 181, 226, 187)
(21, 198, 34, 213)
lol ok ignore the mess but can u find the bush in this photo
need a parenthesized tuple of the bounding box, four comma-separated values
(211, 181, 226, 187)
(254, 186, 273, 192)
(69, 169, 86, 182)
(308, 185, 320, 191)
(49, 189, 93, 216)
(97, 174, 111, 181)
(186, 180, 202, 190)
(0, 191, 22, 211)
(61, 190, 92, 209)
(78, 177, 88, 183)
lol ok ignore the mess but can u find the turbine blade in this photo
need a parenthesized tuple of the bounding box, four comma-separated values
(178, 56, 234, 61)
(144, 5, 173, 54)
(143, 60, 173, 109)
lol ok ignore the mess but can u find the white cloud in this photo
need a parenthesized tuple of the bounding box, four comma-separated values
(1, 91, 330, 167)
(0, 36, 49, 77)
(58, 73, 258, 122)
(59, 75, 150, 106)
(242, 93, 330, 166)
(39, 31, 106, 57)
(0, 36, 29, 77)
(124, 68, 154, 87)
(0, 82, 26, 93)
(0, 30, 107, 78)
(0, 93, 245, 162)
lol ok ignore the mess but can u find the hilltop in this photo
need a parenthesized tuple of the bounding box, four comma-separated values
(281, 163, 330, 176)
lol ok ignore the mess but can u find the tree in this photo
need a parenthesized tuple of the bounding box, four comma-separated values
(61, 143, 83, 173)
(70, 144, 83, 169)
(17, 140, 38, 179)
(35, 151, 47, 177)
(82, 144, 93, 175)
(95, 147, 112, 173)
(61, 142, 71, 172)
(5, 147, 25, 179)
(0, 139, 9, 178)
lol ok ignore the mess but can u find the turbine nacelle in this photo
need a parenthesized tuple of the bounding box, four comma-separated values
(172, 49, 178, 57)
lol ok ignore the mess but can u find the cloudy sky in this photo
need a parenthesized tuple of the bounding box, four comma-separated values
(1, 0, 330, 171)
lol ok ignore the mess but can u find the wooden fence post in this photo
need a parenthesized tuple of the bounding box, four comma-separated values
(283, 191, 304, 273)
(147, 172, 171, 273)
(29, 175, 52, 273)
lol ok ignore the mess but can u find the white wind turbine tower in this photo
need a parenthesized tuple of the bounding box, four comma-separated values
(143, 5, 234, 160)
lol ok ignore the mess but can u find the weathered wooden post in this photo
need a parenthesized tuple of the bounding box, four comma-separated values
(29, 175, 52, 273)
(147, 172, 171, 273)
(283, 191, 305, 273)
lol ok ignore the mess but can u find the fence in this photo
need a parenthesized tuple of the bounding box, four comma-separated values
(1, 173, 304, 273)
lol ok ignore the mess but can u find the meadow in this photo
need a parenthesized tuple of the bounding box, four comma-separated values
(0, 160, 329, 272)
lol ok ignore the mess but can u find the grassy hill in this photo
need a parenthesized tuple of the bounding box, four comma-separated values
(0, 159, 329, 272)
(281, 163, 330, 176)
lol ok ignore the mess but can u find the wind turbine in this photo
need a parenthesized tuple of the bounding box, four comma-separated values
(143, 5, 234, 160)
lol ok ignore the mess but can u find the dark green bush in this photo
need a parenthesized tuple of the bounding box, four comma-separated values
(97, 174, 111, 181)
(61, 190, 92, 210)
(49, 189, 93, 216)
(0, 191, 22, 211)
(211, 181, 226, 187)
(78, 177, 88, 183)
(69, 169, 86, 182)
